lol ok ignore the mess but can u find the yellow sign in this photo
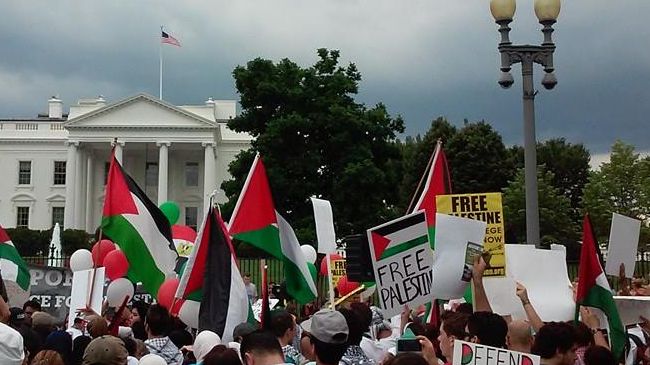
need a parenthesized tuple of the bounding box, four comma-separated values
(330, 259, 346, 288)
(436, 193, 505, 277)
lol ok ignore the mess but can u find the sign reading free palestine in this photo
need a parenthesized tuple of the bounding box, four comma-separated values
(453, 340, 540, 365)
(367, 210, 433, 318)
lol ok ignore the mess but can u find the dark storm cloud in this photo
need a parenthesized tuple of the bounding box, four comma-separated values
(0, 1, 648, 155)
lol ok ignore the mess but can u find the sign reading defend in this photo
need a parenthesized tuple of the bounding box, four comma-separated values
(453, 340, 540, 365)
(367, 211, 433, 317)
(437, 193, 506, 277)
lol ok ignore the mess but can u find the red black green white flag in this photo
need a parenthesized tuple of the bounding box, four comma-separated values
(576, 214, 625, 360)
(101, 153, 178, 297)
(0, 225, 30, 291)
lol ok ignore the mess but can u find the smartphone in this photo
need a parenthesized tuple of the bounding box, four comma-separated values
(461, 241, 483, 282)
(397, 338, 422, 353)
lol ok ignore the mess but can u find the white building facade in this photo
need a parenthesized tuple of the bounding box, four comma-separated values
(0, 93, 252, 232)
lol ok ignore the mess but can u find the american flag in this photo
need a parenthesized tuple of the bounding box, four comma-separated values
(161, 30, 181, 47)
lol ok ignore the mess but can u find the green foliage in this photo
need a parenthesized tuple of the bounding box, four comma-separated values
(61, 229, 93, 255)
(582, 141, 650, 247)
(5, 228, 49, 257)
(222, 49, 404, 243)
(446, 121, 515, 194)
(502, 168, 576, 245)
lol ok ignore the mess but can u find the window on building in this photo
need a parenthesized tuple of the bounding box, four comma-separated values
(53, 161, 66, 185)
(185, 206, 198, 231)
(104, 162, 110, 185)
(185, 162, 199, 187)
(18, 161, 31, 185)
(146, 162, 159, 186)
(52, 207, 65, 227)
(16, 207, 29, 228)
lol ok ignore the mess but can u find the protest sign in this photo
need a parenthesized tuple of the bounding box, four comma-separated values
(605, 213, 641, 278)
(453, 340, 540, 365)
(432, 214, 486, 299)
(367, 211, 433, 317)
(487, 245, 574, 321)
(437, 193, 505, 277)
(613, 296, 650, 326)
(26, 265, 73, 322)
(251, 298, 279, 321)
(331, 259, 346, 288)
(68, 267, 105, 328)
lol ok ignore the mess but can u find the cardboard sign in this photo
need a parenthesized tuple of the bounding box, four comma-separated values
(432, 214, 486, 299)
(330, 259, 346, 288)
(367, 211, 433, 317)
(437, 193, 505, 277)
(68, 267, 105, 329)
(614, 296, 650, 326)
(605, 213, 641, 278)
(453, 340, 540, 365)
(251, 298, 280, 321)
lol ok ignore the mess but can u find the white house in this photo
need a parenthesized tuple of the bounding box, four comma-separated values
(0, 93, 252, 232)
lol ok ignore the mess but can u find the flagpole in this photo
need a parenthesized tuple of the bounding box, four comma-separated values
(159, 26, 163, 100)
(326, 254, 336, 309)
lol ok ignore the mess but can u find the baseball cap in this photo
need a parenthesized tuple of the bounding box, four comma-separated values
(82, 335, 127, 365)
(300, 309, 348, 345)
(233, 322, 259, 340)
(31, 311, 54, 328)
(9, 308, 25, 324)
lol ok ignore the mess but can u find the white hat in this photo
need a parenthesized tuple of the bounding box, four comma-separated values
(0, 323, 24, 365)
(138, 354, 167, 365)
(193, 330, 222, 361)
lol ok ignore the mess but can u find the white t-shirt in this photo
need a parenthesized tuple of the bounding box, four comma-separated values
(0, 323, 24, 365)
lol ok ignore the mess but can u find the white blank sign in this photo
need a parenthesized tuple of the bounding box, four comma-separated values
(605, 213, 641, 278)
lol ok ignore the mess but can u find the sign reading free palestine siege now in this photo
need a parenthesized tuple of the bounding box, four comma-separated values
(437, 193, 506, 277)
(453, 340, 540, 365)
(367, 210, 433, 318)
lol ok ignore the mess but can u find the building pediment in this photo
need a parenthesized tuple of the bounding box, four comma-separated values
(65, 93, 217, 130)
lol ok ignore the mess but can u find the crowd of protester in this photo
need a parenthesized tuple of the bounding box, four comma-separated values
(0, 256, 644, 365)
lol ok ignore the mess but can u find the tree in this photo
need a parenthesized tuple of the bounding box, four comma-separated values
(582, 141, 650, 247)
(510, 138, 591, 221)
(398, 117, 457, 211)
(446, 121, 515, 194)
(502, 168, 576, 246)
(221, 49, 405, 243)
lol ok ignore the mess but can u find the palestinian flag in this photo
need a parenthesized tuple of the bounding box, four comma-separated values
(228, 154, 282, 260)
(0, 226, 30, 291)
(276, 212, 318, 304)
(177, 206, 249, 342)
(411, 140, 451, 247)
(576, 214, 625, 360)
(370, 211, 429, 261)
(101, 153, 178, 297)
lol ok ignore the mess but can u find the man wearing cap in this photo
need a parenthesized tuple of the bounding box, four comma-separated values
(301, 309, 350, 365)
(83, 335, 128, 365)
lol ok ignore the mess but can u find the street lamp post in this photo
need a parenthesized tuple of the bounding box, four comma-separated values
(490, 0, 561, 248)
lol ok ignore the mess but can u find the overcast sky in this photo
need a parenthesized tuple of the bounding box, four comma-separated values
(1, 1, 649, 161)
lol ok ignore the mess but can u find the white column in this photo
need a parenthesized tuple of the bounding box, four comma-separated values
(157, 142, 171, 205)
(64, 142, 78, 229)
(202, 142, 217, 211)
(74, 148, 86, 229)
(113, 141, 124, 164)
(85, 153, 95, 232)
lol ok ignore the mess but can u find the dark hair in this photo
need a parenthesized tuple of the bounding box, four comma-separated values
(311, 335, 348, 365)
(203, 345, 243, 365)
(573, 321, 595, 347)
(350, 303, 372, 329)
(405, 321, 426, 337)
(73, 317, 84, 325)
(44, 330, 72, 364)
(467, 311, 508, 348)
(240, 330, 283, 364)
(131, 300, 150, 320)
(270, 309, 294, 338)
(441, 311, 469, 339)
(23, 299, 42, 312)
(131, 320, 147, 341)
(169, 329, 193, 349)
(456, 303, 474, 315)
(71, 335, 91, 365)
(388, 352, 429, 365)
(339, 307, 365, 345)
(532, 322, 577, 359)
(584, 345, 616, 365)
(145, 304, 172, 336)
(122, 337, 137, 357)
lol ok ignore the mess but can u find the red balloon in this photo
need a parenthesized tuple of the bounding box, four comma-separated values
(157, 278, 180, 310)
(319, 253, 343, 275)
(336, 275, 360, 297)
(103, 250, 129, 280)
(91, 239, 116, 267)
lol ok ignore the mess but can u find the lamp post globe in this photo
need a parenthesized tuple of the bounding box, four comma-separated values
(534, 0, 561, 22)
(490, 0, 516, 21)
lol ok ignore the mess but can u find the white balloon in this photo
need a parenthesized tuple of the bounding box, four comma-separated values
(106, 278, 134, 307)
(178, 300, 200, 329)
(69, 249, 93, 272)
(301, 245, 317, 264)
